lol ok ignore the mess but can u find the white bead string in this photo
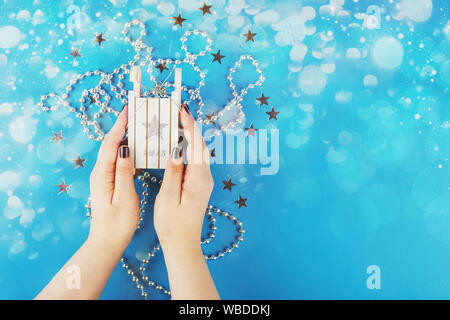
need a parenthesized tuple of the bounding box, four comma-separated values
(39, 20, 265, 140)
(197, 55, 266, 133)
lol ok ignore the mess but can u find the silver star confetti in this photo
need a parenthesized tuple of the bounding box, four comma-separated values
(50, 130, 65, 145)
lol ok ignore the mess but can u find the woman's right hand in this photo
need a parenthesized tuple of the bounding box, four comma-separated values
(153, 105, 220, 300)
(154, 105, 214, 251)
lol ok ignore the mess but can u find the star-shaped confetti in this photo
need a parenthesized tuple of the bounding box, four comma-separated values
(206, 112, 216, 125)
(93, 33, 106, 46)
(245, 123, 258, 137)
(256, 93, 270, 107)
(266, 107, 280, 120)
(156, 62, 169, 74)
(69, 47, 82, 60)
(57, 179, 70, 194)
(173, 13, 187, 27)
(51, 130, 65, 145)
(199, 2, 212, 16)
(73, 155, 86, 169)
(211, 50, 225, 64)
(243, 30, 257, 43)
(88, 95, 96, 105)
(222, 178, 236, 192)
(142, 115, 168, 140)
(234, 195, 248, 209)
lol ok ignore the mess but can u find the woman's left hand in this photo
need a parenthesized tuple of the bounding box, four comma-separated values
(36, 106, 139, 300)
(88, 105, 139, 251)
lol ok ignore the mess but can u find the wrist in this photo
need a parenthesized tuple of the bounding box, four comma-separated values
(87, 230, 132, 255)
(82, 234, 128, 278)
(160, 237, 203, 259)
(157, 230, 201, 251)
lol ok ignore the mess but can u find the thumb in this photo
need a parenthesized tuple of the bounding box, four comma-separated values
(113, 145, 136, 204)
(159, 146, 184, 204)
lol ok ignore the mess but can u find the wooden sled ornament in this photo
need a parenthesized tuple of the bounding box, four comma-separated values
(128, 66, 181, 169)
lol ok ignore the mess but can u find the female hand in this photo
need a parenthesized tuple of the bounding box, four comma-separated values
(154, 105, 213, 249)
(89, 105, 140, 251)
(154, 105, 219, 299)
(36, 106, 140, 300)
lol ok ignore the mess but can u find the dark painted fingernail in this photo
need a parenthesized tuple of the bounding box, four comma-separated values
(171, 146, 182, 159)
(183, 104, 190, 114)
(119, 145, 129, 158)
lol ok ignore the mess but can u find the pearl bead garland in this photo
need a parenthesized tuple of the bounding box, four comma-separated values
(197, 55, 266, 133)
(39, 19, 265, 140)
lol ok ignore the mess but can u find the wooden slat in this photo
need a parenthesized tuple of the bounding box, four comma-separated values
(130, 66, 141, 98)
(170, 68, 182, 160)
(128, 91, 136, 169)
(129, 66, 141, 170)
(135, 97, 147, 169)
(159, 98, 171, 168)
(147, 98, 159, 168)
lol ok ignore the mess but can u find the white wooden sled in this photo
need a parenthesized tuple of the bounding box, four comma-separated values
(128, 66, 181, 169)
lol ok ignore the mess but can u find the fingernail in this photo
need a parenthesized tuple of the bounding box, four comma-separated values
(119, 145, 130, 158)
(171, 146, 182, 159)
(183, 104, 190, 114)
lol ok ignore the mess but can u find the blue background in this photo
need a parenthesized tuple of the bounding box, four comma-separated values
(0, 0, 449, 299)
